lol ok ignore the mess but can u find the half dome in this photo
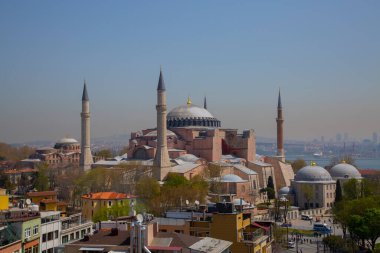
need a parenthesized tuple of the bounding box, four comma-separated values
(221, 174, 248, 183)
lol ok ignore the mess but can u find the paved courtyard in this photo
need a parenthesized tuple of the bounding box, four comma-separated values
(279, 216, 344, 253)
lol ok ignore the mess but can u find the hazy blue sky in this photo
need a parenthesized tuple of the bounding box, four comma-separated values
(1, 1, 379, 143)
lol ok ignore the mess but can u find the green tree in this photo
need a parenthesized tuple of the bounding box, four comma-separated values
(92, 201, 131, 223)
(301, 184, 313, 209)
(35, 164, 49, 191)
(266, 176, 275, 200)
(335, 180, 343, 203)
(323, 235, 345, 253)
(343, 178, 360, 200)
(348, 208, 380, 251)
(291, 159, 307, 173)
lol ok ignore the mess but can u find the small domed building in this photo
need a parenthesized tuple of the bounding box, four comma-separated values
(291, 164, 336, 209)
(30, 137, 81, 168)
(330, 162, 362, 182)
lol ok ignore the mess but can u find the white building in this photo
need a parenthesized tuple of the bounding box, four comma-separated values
(40, 211, 61, 253)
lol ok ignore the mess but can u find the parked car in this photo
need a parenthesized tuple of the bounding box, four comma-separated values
(288, 241, 295, 248)
(301, 214, 313, 220)
(281, 222, 292, 227)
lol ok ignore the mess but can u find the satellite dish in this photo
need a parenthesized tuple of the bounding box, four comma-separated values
(26, 199, 31, 205)
(185, 200, 189, 205)
(194, 200, 200, 205)
(136, 214, 143, 223)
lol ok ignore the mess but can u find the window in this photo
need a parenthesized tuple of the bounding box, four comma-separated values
(33, 225, 39, 235)
(42, 233, 47, 242)
(48, 232, 53, 241)
(109, 201, 112, 206)
(87, 228, 91, 234)
(70, 233, 74, 240)
(76, 231, 79, 239)
(55, 230, 59, 239)
(81, 229, 85, 238)
(32, 245, 38, 253)
(62, 235, 69, 244)
(25, 227, 31, 238)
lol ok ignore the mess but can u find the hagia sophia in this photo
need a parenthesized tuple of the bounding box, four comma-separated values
(26, 69, 363, 210)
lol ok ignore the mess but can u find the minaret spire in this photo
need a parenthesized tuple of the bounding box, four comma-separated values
(154, 68, 171, 180)
(157, 67, 166, 91)
(276, 88, 285, 161)
(204, 96, 207, 109)
(80, 80, 93, 171)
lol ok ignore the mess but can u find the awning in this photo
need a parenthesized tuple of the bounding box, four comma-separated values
(79, 247, 105, 251)
(252, 222, 270, 231)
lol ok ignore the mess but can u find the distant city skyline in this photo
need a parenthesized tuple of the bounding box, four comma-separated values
(1, 1, 380, 143)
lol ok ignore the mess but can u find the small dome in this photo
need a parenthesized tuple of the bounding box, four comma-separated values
(144, 129, 177, 137)
(279, 186, 290, 196)
(177, 154, 200, 163)
(330, 163, 362, 180)
(221, 174, 248, 183)
(295, 165, 333, 182)
(56, 137, 79, 144)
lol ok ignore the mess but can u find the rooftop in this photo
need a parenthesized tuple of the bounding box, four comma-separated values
(71, 229, 130, 246)
(27, 191, 57, 197)
(82, 192, 137, 200)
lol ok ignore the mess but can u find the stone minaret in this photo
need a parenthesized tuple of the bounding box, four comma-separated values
(153, 69, 171, 181)
(80, 81, 93, 171)
(204, 96, 207, 109)
(276, 88, 285, 161)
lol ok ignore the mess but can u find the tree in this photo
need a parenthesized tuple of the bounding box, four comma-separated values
(300, 184, 313, 209)
(291, 159, 307, 173)
(333, 200, 351, 238)
(323, 235, 345, 253)
(348, 208, 380, 251)
(96, 149, 113, 159)
(266, 176, 275, 200)
(335, 180, 343, 203)
(92, 201, 131, 223)
(343, 178, 359, 200)
(35, 165, 49, 191)
(0, 143, 35, 161)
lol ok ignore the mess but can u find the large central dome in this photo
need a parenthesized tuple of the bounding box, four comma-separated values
(167, 102, 221, 128)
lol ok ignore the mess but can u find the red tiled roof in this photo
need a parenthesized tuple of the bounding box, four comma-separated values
(27, 191, 57, 197)
(81, 192, 137, 200)
(359, 169, 380, 176)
